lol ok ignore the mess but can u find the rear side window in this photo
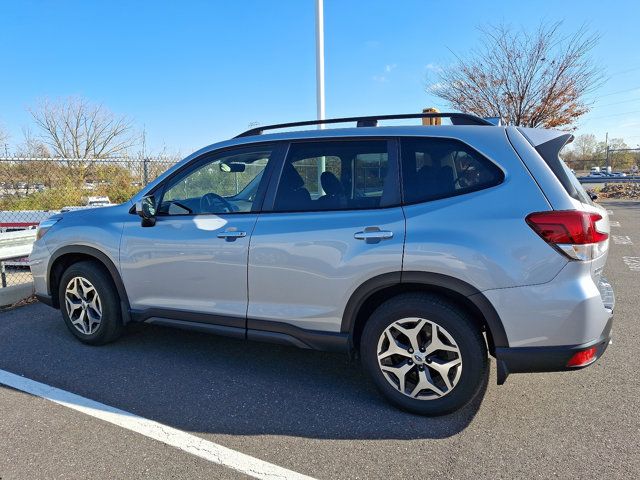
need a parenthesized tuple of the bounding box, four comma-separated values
(272, 140, 399, 212)
(400, 137, 503, 204)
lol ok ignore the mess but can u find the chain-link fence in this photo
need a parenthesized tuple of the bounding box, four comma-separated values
(1, 152, 388, 292)
(0, 156, 177, 289)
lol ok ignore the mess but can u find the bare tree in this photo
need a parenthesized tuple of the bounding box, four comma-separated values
(16, 127, 51, 158)
(0, 122, 9, 153)
(29, 97, 138, 158)
(429, 22, 603, 128)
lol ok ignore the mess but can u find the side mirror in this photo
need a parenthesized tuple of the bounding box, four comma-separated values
(136, 195, 157, 227)
(588, 191, 598, 201)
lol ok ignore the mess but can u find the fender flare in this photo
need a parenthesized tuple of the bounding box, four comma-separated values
(47, 245, 132, 323)
(340, 271, 509, 349)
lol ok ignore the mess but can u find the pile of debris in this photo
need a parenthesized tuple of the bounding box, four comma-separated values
(595, 183, 640, 199)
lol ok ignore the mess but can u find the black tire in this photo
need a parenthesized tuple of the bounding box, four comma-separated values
(58, 260, 123, 345)
(360, 293, 488, 416)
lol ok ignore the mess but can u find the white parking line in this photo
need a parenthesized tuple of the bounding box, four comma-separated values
(0, 369, 315, 480)
(623, 257, 640, 272)
(609, 221, 621, 227)
(611, 235, 633, 245)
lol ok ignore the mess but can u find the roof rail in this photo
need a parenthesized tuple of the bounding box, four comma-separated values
(235, 112, 493, 138)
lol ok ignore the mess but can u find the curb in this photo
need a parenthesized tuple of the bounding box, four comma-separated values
(0, 281, 35, 307)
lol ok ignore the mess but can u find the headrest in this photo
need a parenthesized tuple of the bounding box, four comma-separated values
(281, 163, 305, 190)
(321, 171, 343, 195)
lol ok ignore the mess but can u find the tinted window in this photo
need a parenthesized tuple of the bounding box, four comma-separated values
(536, 135, 592, 204)
(273, 140, 397, 212)
(400, 138, 503, 204)
(158, 147, 274, 215)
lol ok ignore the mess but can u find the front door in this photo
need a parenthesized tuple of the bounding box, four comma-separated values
(120, 143, 281, 327)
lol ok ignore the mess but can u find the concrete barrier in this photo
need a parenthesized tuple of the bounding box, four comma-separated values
(0, 229, 37, 307)
(0, 282, 34, 307)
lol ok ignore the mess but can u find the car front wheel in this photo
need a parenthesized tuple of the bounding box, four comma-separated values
(58, 260, 123, 345)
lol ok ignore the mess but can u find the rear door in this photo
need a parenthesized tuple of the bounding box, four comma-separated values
(247, 138, 405, 335)
(399, 134, 567, 290)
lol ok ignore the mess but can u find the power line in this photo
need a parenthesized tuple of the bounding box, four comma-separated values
(588, 86, 640, 99)
(592, 97, 640, 108)
(607, 65, 640, 76)
(583, 109, 640, 121)
(607, 64, 640, 76)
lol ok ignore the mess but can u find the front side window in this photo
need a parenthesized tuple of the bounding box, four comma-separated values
(158, 146, 274, 215)
(401, 137, 503, 204)
(273, 140, 396, 212)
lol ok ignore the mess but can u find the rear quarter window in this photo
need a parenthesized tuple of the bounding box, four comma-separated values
(400, 137, 504, 204)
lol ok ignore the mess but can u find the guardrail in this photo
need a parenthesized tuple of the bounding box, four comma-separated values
(578, 176, 640, 184)
(0, 229, 36, 306)
(0, 229, 37, 263)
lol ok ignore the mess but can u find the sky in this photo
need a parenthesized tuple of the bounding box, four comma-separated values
(1, 0, 640, 156)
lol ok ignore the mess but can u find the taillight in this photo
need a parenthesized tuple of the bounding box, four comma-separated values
(526, 210, 609, 261)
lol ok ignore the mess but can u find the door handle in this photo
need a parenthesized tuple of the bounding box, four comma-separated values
(354, 229, 394, 241)
(217, 230, 247, 240)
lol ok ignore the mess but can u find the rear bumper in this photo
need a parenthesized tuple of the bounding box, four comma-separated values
(495, 315, 613, 384)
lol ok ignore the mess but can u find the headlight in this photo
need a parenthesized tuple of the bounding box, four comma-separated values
(36, 217, 61, 241)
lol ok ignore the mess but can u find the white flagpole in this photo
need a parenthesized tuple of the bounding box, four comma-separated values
(315, 0, 325, 128)
(316, 0, 326, 193)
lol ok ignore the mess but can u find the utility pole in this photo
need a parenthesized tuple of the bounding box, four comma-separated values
(315, 0, 326, 193)
(142, 125, 149, 185)
(605, 132, 610, 171)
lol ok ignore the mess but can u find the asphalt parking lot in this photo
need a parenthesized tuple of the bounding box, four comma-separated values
(1, 200, 639, 480)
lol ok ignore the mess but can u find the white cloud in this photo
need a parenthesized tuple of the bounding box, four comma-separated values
(372, 64, 397, 83)
(425, 63, 443, 73)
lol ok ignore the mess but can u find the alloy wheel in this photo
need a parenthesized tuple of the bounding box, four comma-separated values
(376, 317, 462, 400)
(64, 276, 103, 335)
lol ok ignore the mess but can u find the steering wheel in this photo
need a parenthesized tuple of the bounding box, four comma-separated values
(200, 192, 234, 213)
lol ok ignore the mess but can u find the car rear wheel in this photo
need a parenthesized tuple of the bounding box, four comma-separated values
(58, 261, 123, 345)
(360, 293, 488, 416)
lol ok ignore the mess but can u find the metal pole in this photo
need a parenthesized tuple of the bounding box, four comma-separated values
(316, 0, 325, 126)
(143, 158, 149, 185)
(316, 0, 326, 194)
(142, 126, 149, 185)
(605, 132, 609, 171)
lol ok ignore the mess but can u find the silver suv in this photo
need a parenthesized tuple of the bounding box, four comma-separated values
(30, 113, 614, 416)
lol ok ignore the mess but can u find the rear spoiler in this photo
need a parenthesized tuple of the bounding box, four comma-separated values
(517, 127, 581, 201)
(517, 127, 574, 153)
